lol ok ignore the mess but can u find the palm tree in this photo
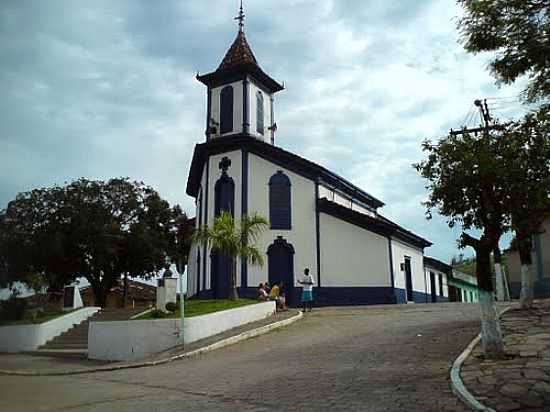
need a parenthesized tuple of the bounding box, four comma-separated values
(192, 211, 268, 300)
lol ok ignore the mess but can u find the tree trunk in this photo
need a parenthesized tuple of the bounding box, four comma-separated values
(494, 248, 505, 301)
(122, 273, 128, 308)
(476, 245, 505, 359)
(229, 259, 239, 301)
(518, 237, 534, 309)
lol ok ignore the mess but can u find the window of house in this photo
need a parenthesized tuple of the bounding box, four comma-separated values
(269, 171, 291, 229)
(220, 85, 233, 134)
(256, 91, 264, 135)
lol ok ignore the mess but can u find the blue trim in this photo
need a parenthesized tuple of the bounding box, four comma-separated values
(315, 180, 321, 287)
(387, 237, 396, 301)
(241, 149, 248, 288)
(314, 287, 396, 306)
(202, 157, 210, 291)
(535, 278, 550, 298)
(270, 94, 275, 144)
(197, 188, 202, 293)
(395, 288, 406, 304)
(395, 288, 442, 304)
(206, 87, 212, 140)
(243, 78, 250, 135)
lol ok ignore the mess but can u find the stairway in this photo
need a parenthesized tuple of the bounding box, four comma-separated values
(31, 308, 145, 358)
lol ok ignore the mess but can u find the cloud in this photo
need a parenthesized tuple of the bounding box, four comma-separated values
(0, 0, 527, 262)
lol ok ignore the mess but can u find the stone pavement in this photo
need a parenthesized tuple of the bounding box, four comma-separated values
(461, 299, 550, 411)
(0, 309, 299, 374)
(0, 303, 480, 411)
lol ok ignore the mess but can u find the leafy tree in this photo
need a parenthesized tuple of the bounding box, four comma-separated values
(415, 129, 513, 358)
(0, 178, 191, 307)
(504, 111, 550, 308)
(192, 211, 268, 300)
(458, 0, 550, 104)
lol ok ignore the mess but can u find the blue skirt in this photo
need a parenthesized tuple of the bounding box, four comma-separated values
(301, 290, 313, 302)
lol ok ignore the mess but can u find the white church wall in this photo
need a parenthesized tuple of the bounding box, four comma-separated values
(391, 238, 426, 297)
(318, 184, 375, 218)
(211, 80, 244, 137)
(247, 153, 317, 287)
(319, 213, 391, 287)
(205, 150, 243, 289)
(248, 80, 272, 142)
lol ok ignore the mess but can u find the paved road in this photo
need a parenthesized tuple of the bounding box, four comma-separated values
(0, 303, 480, 412)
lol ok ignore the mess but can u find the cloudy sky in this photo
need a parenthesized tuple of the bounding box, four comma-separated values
(0, 0, 529, 263)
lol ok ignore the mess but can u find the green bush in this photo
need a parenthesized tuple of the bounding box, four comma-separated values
(150, 309, 166, 319)
(0, 296, 27, 321)
(165, 302, 177, 313)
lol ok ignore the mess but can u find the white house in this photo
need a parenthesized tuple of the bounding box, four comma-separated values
(423, 257, 450, 303)
(185, 14, 435, 306)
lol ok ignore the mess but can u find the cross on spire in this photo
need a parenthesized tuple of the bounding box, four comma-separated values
(234, 0, 245, 32)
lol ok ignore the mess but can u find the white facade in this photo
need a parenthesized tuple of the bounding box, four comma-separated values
(391, 238, 425, 301)
(210, 80, 244, 138)
(186, 24, 435, 306)
(0, 306, 99, 353)
(247, 153, 317, 287)
(319, 213, 391, 287)
(424, 264, 449, 301)
(88, 302, 275, 361)
(208, 78, 273, 143)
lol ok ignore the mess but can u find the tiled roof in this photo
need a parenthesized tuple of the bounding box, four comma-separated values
(217, 31, 258, 71)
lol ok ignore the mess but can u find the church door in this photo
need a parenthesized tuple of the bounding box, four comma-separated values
(211, 251, 232, 299)
(404, 257, 414, 302)
(267, 237, 295, 305)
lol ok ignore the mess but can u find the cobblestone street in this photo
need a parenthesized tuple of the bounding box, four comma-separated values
(462, 299, 550, 411)
(0, 303, 480, 412)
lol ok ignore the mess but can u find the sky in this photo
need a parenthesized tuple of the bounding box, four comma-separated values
(0, 0, 530, 264)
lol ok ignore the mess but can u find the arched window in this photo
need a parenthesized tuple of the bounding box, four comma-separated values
(256, 91, 264, 135)
(214, 175, 235, 216)
(220, 85, 233, 134)
(269, 171, 291, 229)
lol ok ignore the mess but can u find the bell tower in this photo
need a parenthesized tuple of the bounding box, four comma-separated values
(196, 2, 284, 144)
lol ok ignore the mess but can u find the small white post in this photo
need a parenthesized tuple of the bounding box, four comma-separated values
(179, 269, 185, 346)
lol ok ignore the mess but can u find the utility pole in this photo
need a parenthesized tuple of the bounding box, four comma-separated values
(449, 98, 506, 137)
(450, 98, 509, 301)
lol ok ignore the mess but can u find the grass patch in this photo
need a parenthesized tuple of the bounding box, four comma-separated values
(134, 299, 259, 320)
(0, 310, 70, 326)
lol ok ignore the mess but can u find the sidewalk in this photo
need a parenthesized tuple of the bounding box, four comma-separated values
(460, 299, 550, 411)
(0, 309, 301, 376)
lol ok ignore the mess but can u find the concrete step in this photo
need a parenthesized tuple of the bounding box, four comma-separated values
(44, 338, 88, 345)
(40, 342, 88, 350)
(26, 349, 88, 359)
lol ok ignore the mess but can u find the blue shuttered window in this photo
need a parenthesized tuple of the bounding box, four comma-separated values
(256, 91, 264, 135)
(269, 171, 291, 229)
(220, 86, 233, 134)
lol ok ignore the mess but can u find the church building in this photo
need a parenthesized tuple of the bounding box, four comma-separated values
(186, 9, 434, 306)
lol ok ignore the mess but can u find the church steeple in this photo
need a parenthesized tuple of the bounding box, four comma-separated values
(196, 3, 283, 144)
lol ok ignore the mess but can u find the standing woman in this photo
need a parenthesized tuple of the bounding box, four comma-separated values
(298, 268, 315, 312)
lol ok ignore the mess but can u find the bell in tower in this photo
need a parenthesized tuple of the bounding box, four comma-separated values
(196, 2, 284, 144)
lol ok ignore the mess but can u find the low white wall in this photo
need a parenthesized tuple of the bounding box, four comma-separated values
(88, 301, 276, 361)
(0, 306, 100, 353)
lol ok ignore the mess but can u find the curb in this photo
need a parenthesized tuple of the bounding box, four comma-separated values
(450, 306, 513, 412)
(0, 311, 303, 377)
